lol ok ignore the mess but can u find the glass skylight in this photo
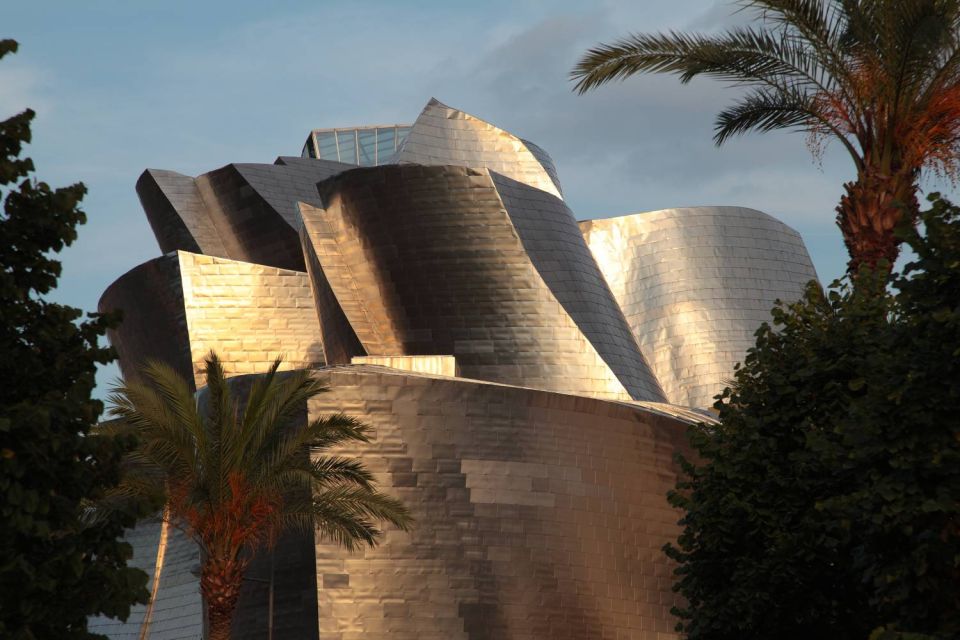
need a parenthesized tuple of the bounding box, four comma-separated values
(301, 125, 411, 166)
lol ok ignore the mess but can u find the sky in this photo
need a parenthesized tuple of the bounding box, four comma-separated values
(5, 0, 956, 395)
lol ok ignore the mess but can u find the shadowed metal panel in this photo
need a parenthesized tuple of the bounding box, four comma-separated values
(580, 207, 818, 408)
(305, 365, 694, 640)
(491, 172, 666, 402)
(98, 252, 193, 386)
(298, 201, 396, 361)
(302, 164, 632, 401)
(137, 169, 224, 256)
(86, 520, 163, 639)
(88, 519, 204, 640)
(195, 164, 307, 271)
(519, 138, 562, 196)
(99, 251, 325, 391)
(397, 98, 563, 198)
(298, 213, 367, 366)
(137, 159, 354, 270)
(232, 159, 351, 228)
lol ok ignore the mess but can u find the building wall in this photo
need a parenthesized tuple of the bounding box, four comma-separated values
(136, 158, 354, 271)
(580, 207, 818, 408)
(87, 520, 204, 640)
(99, 251, 324, 390)
(492, 172, 665, 402)
(398, 98, 562, 199)
(306, 365, 694, 640)
(177, 251, 324, 387)
(300, 164, 635, 401)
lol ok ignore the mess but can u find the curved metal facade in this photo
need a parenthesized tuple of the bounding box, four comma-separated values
(306, 366, 692, 640)
(136, 158, 354, 271)
(298, 164, 647, 401)
(491, 172, 665, 402)
(100, 251, 324, 390)
(397, 98, 563, 198)
(97, 98, 820, 639)
(580, 207, 818, 408)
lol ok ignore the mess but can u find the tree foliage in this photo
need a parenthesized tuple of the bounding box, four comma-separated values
(571, 0, 960, 273)
(0, 40, 152, 639)
(106, 353, 413, 640)
(665, 193, 960, 639)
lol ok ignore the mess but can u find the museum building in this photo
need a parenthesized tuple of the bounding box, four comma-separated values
(90, 99, 818, 640)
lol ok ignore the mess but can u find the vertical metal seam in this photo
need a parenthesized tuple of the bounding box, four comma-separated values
(138, 506, 171, 640)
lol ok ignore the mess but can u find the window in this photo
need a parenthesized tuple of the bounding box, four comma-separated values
(317, 132, 337, 161)
(358, 129, 376, 166)
(336, 130, 358, 164)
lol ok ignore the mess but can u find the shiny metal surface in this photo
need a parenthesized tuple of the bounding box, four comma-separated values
(491, 172, 665, 402)
(87, 518, 203, 640)
(100, 251, 324, 390)
(306, 365, 693, 640)
(350, 355, 459, 377)
(96, 366, 696, 640)
(136, 158, 355, 270)
(298, 164, 634, 401)
(397, 98, 563, 198)
(99, 252, 194, 387)
(100, 98, 825, 639)
(580, 207, 818, 408)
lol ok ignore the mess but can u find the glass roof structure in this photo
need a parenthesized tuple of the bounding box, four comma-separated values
(301, 125, 412, 166)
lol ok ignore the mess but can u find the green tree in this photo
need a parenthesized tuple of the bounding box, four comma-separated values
(664, 194, 960, 640)
(0, 40, 152, 639)
(571, 0, 960, 273)
(107, 353, 412, 640)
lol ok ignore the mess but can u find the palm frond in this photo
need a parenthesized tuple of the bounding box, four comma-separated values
(199, 352, 234, 506)
(239, 369, 324, 482)
(248, 412, 372, 493)
(108, 378, 199, 480)
(283, 485, 412, 551)
(572, 26, 840, 94)
(714, 86, 816, 143)
(110, 351, 412, 563)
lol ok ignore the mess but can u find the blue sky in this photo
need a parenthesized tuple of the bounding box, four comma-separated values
(6, 0, 955, 394)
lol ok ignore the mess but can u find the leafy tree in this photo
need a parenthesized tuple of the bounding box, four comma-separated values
(664, 194, 960, 640)
(106, 353, 413, 640)
(0, 40, 153, 639)
(571, 0, 960, 273)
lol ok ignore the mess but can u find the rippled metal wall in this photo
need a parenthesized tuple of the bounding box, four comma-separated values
(580, 207, 818, 408)
(299, 164, 635, 401)
(306, 365, 694, 640)
(99, 251, 324, 390)
(398, 98, 563, 198)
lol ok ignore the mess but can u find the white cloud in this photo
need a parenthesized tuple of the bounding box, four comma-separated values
(0, 60, 50, 122)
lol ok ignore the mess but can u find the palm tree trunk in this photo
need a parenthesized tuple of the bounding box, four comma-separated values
(836, 168, 918, 274)
(201, 556, 245, 640)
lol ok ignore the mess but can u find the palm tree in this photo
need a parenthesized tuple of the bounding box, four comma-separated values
(571, 0, 960, 273)
(104, 353, 412, 640)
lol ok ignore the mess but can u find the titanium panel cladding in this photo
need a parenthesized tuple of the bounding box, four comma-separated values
(306, 366, 694, 640)
(136, 159, 355, 271)
(100, 251, 325, 390)
(299, 164, 633, 401)
(580, 207, 818, 408)
(398, 98, 563, 198)
(491, 172, 665, 402)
